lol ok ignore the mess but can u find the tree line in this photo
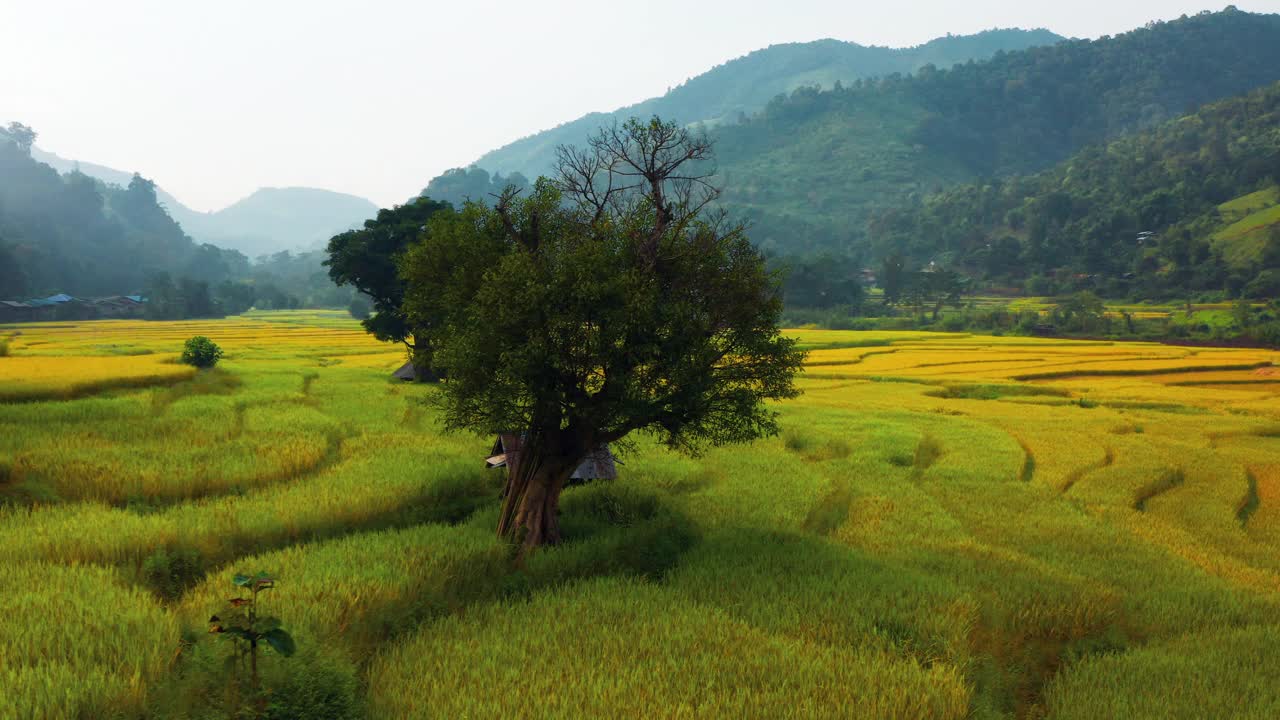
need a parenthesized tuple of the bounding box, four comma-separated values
(0, 123, 363, 317)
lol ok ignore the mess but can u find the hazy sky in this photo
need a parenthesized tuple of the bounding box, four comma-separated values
(3, 1, 1278, 211)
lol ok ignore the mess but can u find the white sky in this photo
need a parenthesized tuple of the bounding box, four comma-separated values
(3, 1, 1278, 211)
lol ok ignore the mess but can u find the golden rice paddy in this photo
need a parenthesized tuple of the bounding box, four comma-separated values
(1, 312, 1278, 719)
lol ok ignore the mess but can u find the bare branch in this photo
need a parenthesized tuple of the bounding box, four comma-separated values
(494, 186, 543, 252)
(552, 116, 721, 269)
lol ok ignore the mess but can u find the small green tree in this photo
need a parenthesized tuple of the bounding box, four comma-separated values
(1232, 299, 1252, 330)
(181, 336, 224, 368)
(4, 122, 36, 154)
(325, 196, 452, 368)
(920, 268, 967, 321)
(897, 267, 966, 321)
(880, 254, 905, 305)
(1058, 291, 1106, 333)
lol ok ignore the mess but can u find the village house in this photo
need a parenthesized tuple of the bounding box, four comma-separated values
(0, 294, 148, 323)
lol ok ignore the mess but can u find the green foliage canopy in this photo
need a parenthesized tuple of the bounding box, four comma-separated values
(401, 118, 805, 547)
(325, 197, 452, 350)
(180, 336, 224, 369)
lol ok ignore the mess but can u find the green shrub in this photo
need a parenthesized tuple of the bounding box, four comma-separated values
(0, 463, 59, 506)
(1244, 269, 1280, 299)
(180, 336, 224, 368)
(1249, 321, 1280, 348)
(0, 338, 9, 356)
(261, 652, 359, 720)
(153, 646, 359, 720)
(142, 547, 205, 600)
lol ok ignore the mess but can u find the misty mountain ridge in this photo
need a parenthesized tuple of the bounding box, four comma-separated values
(31, 147, 377, 257)
(470, 28, 1066, 178)
(174, 186, 379, 258)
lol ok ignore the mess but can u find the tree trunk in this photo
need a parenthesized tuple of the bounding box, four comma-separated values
(496, 449, 574, 552)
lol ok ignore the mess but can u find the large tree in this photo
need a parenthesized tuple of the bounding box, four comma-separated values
(400, 117, 805, 549)
(2, 122, 36, 154)
(324, 197, 451, 366)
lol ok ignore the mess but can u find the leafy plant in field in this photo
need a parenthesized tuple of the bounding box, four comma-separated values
(208, 571, 296, 713)
(181, 336, 224, 368)
(143, 547, 203, 600)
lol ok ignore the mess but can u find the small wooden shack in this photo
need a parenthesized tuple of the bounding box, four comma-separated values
(0, 301, 34, 323)
(89, 296, 144, 319)
(485, 433, 618, 483)
(392, 362, 442, 383)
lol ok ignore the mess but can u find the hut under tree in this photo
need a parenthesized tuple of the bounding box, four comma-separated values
(392, 361, 442, 383)
(485, 433, 618, 484)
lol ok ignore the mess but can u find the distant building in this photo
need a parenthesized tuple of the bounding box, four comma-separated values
(0, 300, 34, 323)
(0, 293, 147, 323)
(88, 296, 144, 319)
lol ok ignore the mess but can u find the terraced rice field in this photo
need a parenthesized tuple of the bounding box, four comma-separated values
(2, 313, 1279, 719)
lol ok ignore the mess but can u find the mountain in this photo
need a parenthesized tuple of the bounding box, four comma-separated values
(174, 188, 379, 258)
(30, 148, 378, 257)
(471, 29, 1065, 179)
(1, 128, 249, 298)
(32, 147, 192, 213)
(443, 10, 1280, 265)
(870, 80, 1280, 299)
(703, 7, 1280, 256)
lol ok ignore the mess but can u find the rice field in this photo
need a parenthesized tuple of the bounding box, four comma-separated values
(2, 312, 1279, 719)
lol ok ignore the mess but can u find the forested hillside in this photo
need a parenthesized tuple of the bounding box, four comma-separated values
(712, 8, 1280, 256)
(418, 166, 531, 208)
(871, 80, 1280, 299)
(1, 125, 361, 310)
(33, 148, 378, 257)
(470, 29, 1063, 178)
(0, 124, 249, 299)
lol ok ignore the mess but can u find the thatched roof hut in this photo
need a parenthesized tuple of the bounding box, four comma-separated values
(392, 362, 442, 383)
(485, 433, 618, 482)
